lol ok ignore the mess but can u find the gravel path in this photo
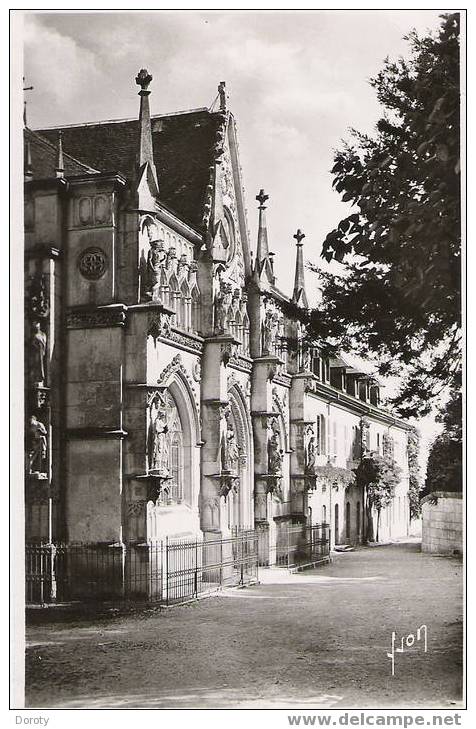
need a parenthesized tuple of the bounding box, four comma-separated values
(25, 541, 463, 709)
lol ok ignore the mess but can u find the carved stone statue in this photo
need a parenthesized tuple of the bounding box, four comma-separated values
(30, 321, 47, 385)
(305, 432, 316, 474)
(29, 414, 47, 474)
(148, 404, 169, 475)
(147, 240, 166, 295)
(214, 286, 228, 334)
(268, 426, 283, 475)
(221, 416, 239, 472)
(262, 311, 278, 354)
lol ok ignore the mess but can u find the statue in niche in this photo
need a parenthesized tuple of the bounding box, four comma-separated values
(214, 285, 227, 334)
(221, 412, 239, 473)
(30, 321, 47, 386)
(262, 311, 278, 355)
(361, 418, 370, 454)
(268, 425, 283, 475)
(305, 429, 317, 474)
(301, 344, 311, 372)
(148, 398, 170, 475)
(29, 414, 48, 474)
(147, 239, 166, 296)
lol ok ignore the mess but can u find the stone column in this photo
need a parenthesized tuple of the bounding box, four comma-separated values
(289, 373, 313, 522)
(251, 354, 283, 564)
(200, 335, 239, 539)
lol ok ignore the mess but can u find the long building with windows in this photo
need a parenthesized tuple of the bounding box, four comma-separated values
(24, 70, 412, 579)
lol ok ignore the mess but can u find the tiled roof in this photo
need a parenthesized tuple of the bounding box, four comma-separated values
(25, 128, 100, 178)
(36, 110, 223, 231)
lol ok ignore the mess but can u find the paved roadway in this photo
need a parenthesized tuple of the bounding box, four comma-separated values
(25, 541, 463, 709)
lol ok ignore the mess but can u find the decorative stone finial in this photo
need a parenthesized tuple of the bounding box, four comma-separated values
(24, 138, 33, 181)
(292, 229, 308, 308)
(136, 68, 153, 93)
(135, 68, 159, 193)
(256, 189, 269, 208)
(55, 130, 64, 178)
(218, 81, 227, 112)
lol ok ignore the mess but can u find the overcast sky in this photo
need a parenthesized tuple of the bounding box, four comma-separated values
(21, 9, 445, 461)
(23, 10, 443, 294)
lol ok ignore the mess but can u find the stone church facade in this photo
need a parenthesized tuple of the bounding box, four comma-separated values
(24, 70, 411, 565)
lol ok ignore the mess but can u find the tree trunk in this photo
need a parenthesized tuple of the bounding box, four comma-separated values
(376, 508, 381, 543)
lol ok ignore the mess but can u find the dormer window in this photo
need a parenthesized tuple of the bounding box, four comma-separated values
(311, 349, 322, 379)
(369, 384, 380, 407)
(358, 379, 368, 402)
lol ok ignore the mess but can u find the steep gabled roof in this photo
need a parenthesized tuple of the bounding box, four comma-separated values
(25, 127, 101, 178)
(36, 109, 223, 231)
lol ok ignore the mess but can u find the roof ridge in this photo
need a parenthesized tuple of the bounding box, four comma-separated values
(26, 127, 101, 174)
(33, 107, 211, 132)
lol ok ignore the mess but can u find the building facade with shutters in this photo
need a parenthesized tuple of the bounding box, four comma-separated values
(24, 70, 411, 564)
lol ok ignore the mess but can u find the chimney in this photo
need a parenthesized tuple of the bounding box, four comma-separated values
(292, 229, 309, 308)
(135, 68, 159, 191)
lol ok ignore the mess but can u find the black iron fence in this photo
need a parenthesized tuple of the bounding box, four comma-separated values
(258, 522, 330, 569)
(25, 531, 259, 606)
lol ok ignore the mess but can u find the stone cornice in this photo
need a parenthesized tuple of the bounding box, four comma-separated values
(67, 304, 127, 329)
(25, 245, 61, 261)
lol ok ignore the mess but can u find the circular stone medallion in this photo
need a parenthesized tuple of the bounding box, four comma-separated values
(78, 247, 107, 280)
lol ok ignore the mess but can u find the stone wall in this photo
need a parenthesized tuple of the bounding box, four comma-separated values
(421, 492, 462, 555)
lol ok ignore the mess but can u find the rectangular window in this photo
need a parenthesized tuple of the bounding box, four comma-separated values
(312, 353, 321, 379)
(317, 414, 327, 456)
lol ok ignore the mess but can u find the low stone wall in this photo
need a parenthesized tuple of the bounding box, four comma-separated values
(421, 491, 462, 556)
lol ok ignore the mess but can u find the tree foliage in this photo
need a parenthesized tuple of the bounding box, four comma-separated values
(407, 427, 423, 519)
(354, 454, 402, 541)
(307, 13, 461, 418)
(424, 386, 462, 493)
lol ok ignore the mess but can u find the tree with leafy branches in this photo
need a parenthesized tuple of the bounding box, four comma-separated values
(305, 13, 461, 420)
(424, 385, 462, 494)
(407, 427, 423, 519)
(354, 454, 402, 542)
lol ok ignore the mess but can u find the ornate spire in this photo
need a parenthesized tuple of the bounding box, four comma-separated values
(254, 189, 275, 284)
(255, 190, 269, 262)
(135, 68, 159, 191)
(292, 229, 308, 308)
(55, 131, 64, 178)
